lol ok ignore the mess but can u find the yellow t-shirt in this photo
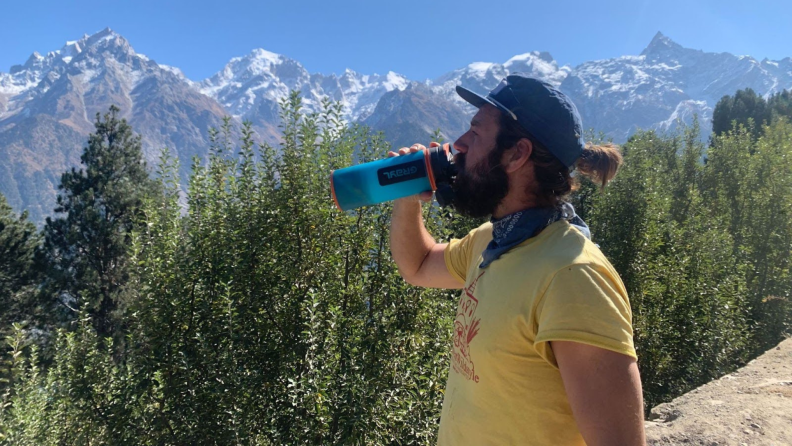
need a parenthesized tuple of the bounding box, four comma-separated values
(439, 220, 636, 445)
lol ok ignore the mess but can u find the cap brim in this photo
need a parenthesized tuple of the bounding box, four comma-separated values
(455, 85, 513, 117)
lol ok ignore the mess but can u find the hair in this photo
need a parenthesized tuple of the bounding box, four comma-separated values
(496, 113, 624, 208)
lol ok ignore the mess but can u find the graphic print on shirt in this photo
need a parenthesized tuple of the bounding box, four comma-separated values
(452, 270, 485, 383)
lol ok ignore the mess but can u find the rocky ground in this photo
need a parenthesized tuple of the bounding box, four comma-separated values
(645, 337, 792, 445)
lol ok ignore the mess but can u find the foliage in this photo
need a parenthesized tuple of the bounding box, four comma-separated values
(0, 195, 41, 401)
(0, 94, 469, 444)
(712, 88, 792, 140)
(588, 122, 752, 408)
(712, 88, 769, 140)
(39, 105, 159, 339)
(0, 195, 40, 332)
(1, 94, 791, 442)
(585, 117, 792, 409)
(703, 118, 792, 347)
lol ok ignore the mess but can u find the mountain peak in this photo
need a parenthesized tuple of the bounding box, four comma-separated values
(248, 48, 285, 64)
(91, 27, 115, 40)
(84, 27, 126, 49)
(10, 51, 52, 74)
(58, 39, 85, 62)
(504, 51, 557, 67)
(26, 52, 44, 64)
(641, 31, 683, 57)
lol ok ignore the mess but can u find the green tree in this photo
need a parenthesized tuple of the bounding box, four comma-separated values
(0, 194, 40, 407)
(589, 125, 751, 410)
(712, 88, 769, 140)
(768, 90, 792, 124)
(0, 194, 40, 332)
(704, 118, 792, 347)
(40, 105, 158, 339)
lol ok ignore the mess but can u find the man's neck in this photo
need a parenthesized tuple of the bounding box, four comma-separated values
(492, 193, 540, 219)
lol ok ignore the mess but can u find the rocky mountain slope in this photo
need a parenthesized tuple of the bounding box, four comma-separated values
(562, 32, 792, 141)
(0, 28, 229, 222)
(199, 48, 408, 125)
(2, 28, 791, 222)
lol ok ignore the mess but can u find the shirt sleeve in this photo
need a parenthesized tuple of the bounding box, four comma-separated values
(533, 263, 636, 368)
(443, 227, 481, 285)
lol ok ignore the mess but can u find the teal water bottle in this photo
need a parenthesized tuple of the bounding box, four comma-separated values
(330, 143, 457, 211)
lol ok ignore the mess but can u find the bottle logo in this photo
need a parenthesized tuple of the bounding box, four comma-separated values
(377, 159, 426, 186)
(384, 166, 417, 179)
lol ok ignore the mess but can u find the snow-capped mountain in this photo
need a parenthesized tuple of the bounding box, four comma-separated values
(561, 32, 792, 140)
(429, 51, 571, 110)
(0, 28, 229, 223)
(360, 51, 573, 150)
(2, 29, 792, 223)
(367, 32, 792, 147)
(363, 82, 470, 150)
(199, 48, 409, 127)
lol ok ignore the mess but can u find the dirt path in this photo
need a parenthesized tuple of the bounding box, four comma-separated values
(645, 337, 792, 445)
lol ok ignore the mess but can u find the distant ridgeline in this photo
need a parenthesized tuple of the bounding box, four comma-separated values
(1, 28, 792, 222)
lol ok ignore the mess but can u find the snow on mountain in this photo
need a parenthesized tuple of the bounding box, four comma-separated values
(0, 28, 177, 126)
(1, 51, 67, 117)
(0, 28, 230, 223)
(504, 51, 571, 86)
(561, 32, 792, 140)
(429, 51, 571, 110)
(420, 33, 792, 142)
(3, 28, 792, 222)
(199, 49, 409, 123)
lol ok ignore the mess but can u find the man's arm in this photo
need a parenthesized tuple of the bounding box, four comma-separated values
(389, 145, 463, 290)
(551, 341, 646, 446)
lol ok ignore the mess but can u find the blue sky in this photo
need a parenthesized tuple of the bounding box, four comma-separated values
(1, 0, 790, 81)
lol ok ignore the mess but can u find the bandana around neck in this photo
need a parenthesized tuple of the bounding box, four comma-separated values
(480, 202, 590, 269)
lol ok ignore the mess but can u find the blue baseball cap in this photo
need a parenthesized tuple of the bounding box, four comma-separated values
(456, 74, 585, 168)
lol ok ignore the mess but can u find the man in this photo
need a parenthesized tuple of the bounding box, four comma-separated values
(389, 74, 646, 445)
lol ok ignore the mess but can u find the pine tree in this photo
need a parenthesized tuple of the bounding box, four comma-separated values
(768, 90, 792, 123)
(41, 105, 158, 339)
(0, 194, 40, 332)
(712, 88, 770, 140)
(0, 195, 39, 423)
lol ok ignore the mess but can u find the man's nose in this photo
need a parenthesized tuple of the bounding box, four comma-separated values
(453, 138, 467, 154)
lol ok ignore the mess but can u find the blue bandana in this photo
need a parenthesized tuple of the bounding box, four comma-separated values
(480, 202, 591, 268)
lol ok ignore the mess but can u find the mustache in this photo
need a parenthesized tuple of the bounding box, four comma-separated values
(455, 152, 505, 178)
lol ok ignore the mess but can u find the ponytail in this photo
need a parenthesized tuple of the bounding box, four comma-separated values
(575, 143, 623, 189)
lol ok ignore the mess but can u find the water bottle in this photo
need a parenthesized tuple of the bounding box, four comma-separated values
(330, 143, 457, 211)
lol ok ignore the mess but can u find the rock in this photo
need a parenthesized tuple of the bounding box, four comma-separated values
(648, 406, 683, 422)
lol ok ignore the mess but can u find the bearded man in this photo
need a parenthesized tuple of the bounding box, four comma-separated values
(389, 74, 646, 445)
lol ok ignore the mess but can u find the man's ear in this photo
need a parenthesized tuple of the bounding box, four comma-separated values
(504, 138, 533, 173)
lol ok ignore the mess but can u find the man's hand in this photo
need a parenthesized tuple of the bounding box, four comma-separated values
(551, 341, 646, 446)
(387, 142, 438, 203)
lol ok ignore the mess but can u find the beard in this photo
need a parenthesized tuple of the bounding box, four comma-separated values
(451, 145, 510, 218)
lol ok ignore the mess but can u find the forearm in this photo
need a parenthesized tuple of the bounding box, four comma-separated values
(390, 198, 437, 281)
